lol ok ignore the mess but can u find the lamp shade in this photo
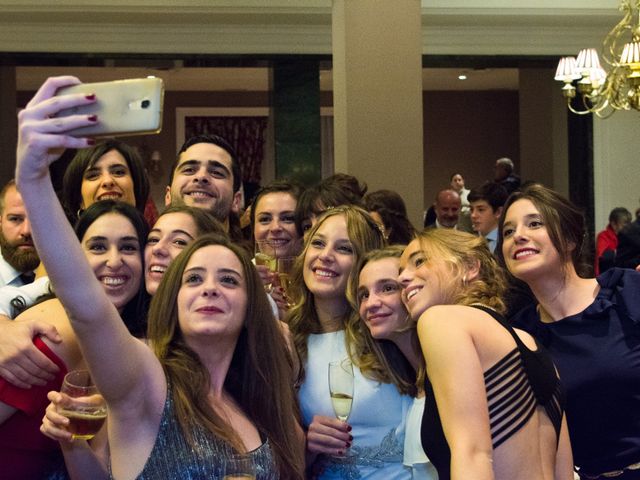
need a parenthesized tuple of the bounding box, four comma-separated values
(590, 67, 607, 88)
(621, 41, 640, 67)
(576, 48, 603, 75)
(555, 57, 581, 81)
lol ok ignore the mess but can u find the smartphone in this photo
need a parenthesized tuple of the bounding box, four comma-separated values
(54, 77, 164, 138)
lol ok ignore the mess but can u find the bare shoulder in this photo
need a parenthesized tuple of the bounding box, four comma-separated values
(418, 304, 489, 328)
(13, 297, 65, 322)
(417, 305, 478, 345)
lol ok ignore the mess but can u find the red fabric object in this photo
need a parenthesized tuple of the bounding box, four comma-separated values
(143, 196, 159, 228)
(0, 337, 68, 479)
(595, 225, 618, 275)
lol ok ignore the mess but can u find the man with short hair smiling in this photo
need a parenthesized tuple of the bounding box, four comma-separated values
(429, 189, 461, 229)
(165, 134, 242, 235)
(0, 180, 39, 287)
(468, 182, 508, 254)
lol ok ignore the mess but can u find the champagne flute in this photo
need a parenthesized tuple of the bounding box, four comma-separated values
(328, 358, 354, 423)
(276, 256, 296, 307)
(59, 370, 107, 440)
(254, 240, 277, 291)
(222, 453, 256, 480)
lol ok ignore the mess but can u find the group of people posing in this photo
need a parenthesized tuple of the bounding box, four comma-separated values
(0, 76, 638, 480)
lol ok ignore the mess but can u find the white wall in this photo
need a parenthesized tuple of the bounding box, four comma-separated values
(593, 112, 640, 230)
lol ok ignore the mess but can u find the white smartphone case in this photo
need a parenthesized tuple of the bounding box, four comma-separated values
(55, 77, 164, 138)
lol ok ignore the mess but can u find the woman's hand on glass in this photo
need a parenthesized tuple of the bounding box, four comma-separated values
(271, 286, 290, 318)
(306, 414, 352, 456)
(40, 390, 76, 444)
(254, 264, 277, 292)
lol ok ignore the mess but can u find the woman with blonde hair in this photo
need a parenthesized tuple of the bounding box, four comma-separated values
(287, 205, 412, 479)
(399, 228, 572, 480)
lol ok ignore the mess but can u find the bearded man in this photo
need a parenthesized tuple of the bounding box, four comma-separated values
(0, 180, 39, 287)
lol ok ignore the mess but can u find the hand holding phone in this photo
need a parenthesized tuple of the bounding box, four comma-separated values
(54, 78, 164, 138)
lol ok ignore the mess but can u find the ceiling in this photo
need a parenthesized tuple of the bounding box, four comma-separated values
(16, 66, 519, 92)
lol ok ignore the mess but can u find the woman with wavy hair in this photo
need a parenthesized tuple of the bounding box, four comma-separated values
(399, 228, 572, 480)
(16, 76, 304, 479)
(352, 246, 437, 479)
(287, 205, 412, 479)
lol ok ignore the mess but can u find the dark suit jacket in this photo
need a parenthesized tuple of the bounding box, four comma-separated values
(615, 219, 640, 269)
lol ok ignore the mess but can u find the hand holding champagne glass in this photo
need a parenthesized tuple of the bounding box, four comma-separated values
(59, 370, 107, 440)
(254, 240, 277, 292)
(276, 256, 296, 307)
(328, 358, 354, 423)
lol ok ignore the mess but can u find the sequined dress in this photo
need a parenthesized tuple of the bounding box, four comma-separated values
(298, 330, 412, 480)
(111, 382, 278, 480)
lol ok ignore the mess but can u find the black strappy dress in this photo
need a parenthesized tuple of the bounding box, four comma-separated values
(420, 306, 564, 480)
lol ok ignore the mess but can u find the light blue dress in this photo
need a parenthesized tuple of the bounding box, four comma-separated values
(403, 396, 438, 479)
(298, 330, 412, 480)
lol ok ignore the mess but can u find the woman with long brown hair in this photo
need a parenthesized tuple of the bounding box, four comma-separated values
(500, 184, 640, 479)
(352, 246, 438, 479)
(16, 76, 305, 479)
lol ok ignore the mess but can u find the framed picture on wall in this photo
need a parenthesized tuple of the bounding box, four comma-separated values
(175, 107, 269, 149)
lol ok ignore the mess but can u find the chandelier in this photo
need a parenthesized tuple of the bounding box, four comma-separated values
(554, 0, 640, 117)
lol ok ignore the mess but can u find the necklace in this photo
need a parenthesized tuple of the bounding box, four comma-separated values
(536, 304, 556, 324)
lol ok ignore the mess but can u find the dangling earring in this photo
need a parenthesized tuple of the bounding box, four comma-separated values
(462, 274, 467, 286)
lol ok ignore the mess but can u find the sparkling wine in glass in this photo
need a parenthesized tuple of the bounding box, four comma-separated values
(254, 240, 277, 291)
(276, 256, 296, 307)
(59, 370, 107, 440)
(328, 358, 354, 422)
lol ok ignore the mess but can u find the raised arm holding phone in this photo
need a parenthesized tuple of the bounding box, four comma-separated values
(16, 76, 304, 479)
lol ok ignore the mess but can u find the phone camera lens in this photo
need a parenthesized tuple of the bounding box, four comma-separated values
(141, 100, 150, 109)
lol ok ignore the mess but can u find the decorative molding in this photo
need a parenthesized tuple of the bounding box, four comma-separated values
(0, 3, 616, 56)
